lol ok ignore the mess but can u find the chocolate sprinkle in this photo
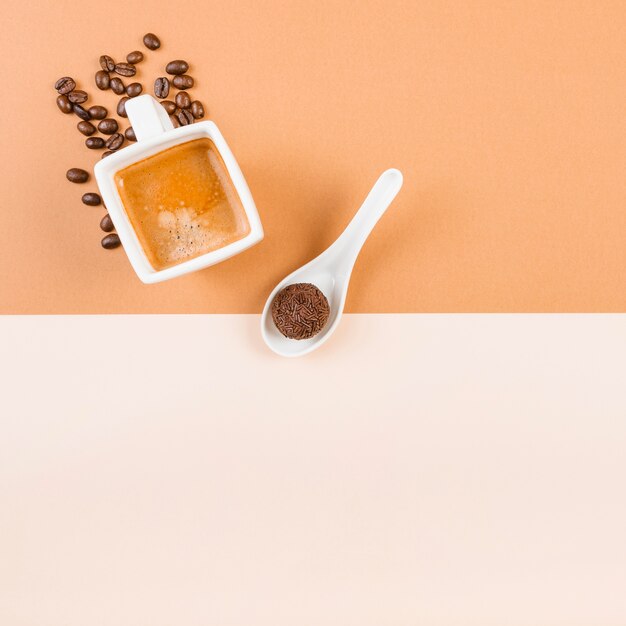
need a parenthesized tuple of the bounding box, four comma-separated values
(271, 283, 330, 340)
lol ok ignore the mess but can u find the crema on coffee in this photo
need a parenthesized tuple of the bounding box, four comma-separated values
(115, 138, 250, 270)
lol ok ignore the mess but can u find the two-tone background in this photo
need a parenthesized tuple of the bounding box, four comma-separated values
(1, 1, 625, 624)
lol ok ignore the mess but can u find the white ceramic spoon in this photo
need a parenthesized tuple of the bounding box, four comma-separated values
(261, 168, 403, 357)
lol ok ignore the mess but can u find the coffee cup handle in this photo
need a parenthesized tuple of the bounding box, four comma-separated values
(124, 94, 174, 142)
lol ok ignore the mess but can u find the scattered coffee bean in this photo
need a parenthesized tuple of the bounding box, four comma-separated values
(98, 118, 118, 134)
(114, 63, 136, 77)
(160, 99, 176, 114)
(172, 74, 194, 90)
(99, 55, 116, 72)
(124, 127, 137, 142)
(56, 94, 73, 114)
(110, 77, 125, 95)
(126, 50, 144, 64)
(101, 233, 121, 249)
(117, 97, 129, 117)
(66, 168, 89, 183)
(190, 100, 205, 119)
(154, 77, 169, 99)
(170, 114, 181, 128)
(95, 70, 110, 90)
(143, 33, 161, 50)
(73, 104, 91, 120)
(86, 136, 105, 149)
(54, 76, 76, 94)
(100, 213, 114, 232)
(68, 90, 88, 104)
(105, 133, 124, 150)
(175, 91, 191, 109)
(101, 151, 114, 159)
(126, 82, 142, 97)
(176, 108, 194, 126)
(166, 60, 189, 75)
(77, 121, 96, 136)
(88, 105, 107, 119)
(82, 192, 101, 206)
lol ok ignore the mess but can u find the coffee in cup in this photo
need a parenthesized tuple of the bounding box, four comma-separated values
(115, 137, 250, 271)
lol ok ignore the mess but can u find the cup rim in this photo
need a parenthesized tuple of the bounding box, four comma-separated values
(94, 120, 264, 284)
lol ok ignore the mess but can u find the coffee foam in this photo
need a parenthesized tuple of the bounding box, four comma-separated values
(155, 205, 229, 264)
(115, 138, 250, 271)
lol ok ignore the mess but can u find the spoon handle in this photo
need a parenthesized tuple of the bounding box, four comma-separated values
(330, 168, 403, 272)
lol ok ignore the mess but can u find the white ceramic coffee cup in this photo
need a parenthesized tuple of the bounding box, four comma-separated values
(94, 95, 264, 284)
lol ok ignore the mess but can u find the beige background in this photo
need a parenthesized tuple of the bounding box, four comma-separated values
(1, 314, 626, 624)
(0, 0, 625, 313)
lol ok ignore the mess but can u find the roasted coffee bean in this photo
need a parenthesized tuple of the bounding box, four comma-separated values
(98, 118, 118, 134)
(110, 77, 125, 95)
(66, 168, 89, 183)
(124, 127, 136, 142)
(99, 55, 116, 72)
(160, 99, 176, 114)
(143, 32, 161, 50)
(68, 90, 88, 104)
(154, 77, 169, 99)
(126, 50, 144, 64)
(165, 60, 189, 75)
(55, 76, 76, 94)
(77, 121, 96, 136)
(82, 192, 101, 206)
(95, 70, 110, 90)
(101, 151, 114, 159)
(175, 91, 191, 109)
(86, 136, 105, 149)
(105, 133, 124, 150)
(114, 63, 136, 77)
(73, 104, 91, 120)
(190, 100, 205, 119)
(172, 75, 194, 90)
(117, 97, 129, 118)
(181, 109, 194, 125)
(88, 105, 107, 119)
(101, 233, 121, 249)
(176, 108, 194, 126)
(126, 82, 142, 97)
(100, 213, 114, 232)
(169, 114, 181, 128)
(56, 94, 73, 114)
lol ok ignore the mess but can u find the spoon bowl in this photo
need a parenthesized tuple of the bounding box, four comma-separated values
(261, 168, 403, 357)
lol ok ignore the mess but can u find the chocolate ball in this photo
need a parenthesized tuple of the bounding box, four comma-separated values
(271, 283, 330, 340)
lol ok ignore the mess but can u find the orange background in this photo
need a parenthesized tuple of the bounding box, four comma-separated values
(1, 0, 624, 313)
